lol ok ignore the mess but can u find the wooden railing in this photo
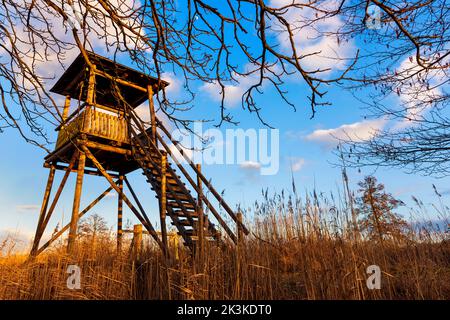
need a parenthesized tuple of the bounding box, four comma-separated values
(127, 107, 249, 243)
(56, 108, 129, 149)
(154, 118, 250, 236)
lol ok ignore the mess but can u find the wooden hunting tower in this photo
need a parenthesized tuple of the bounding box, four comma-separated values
(30, 51, 248, 257)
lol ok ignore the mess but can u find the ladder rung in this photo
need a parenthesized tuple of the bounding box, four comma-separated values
(157, 192, 192, 201)
(150, 186, 189, 194)
(171, 209, 198, 217)
(172, 219, 196, 226)
(146, 178, 180, 186)
(168, 201, 195, 210)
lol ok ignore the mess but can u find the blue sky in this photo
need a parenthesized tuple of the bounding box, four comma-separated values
(1, 0, 449, 249)
(1, 68, 449, 247)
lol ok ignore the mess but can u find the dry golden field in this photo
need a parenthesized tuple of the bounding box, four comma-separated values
(1, 190, 449, 300)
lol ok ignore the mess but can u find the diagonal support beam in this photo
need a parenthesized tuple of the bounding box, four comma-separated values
(123, 176, 171, 260)
(36, 185, 114, 256)
(81, 145, 164, 251)
(123, 176, 152, 228)
(41, 151, 79, 233)
(30, 152, 78, 257)
(30, 165, 56, 257)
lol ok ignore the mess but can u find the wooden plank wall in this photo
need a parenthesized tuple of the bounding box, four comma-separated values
(56, 108, 129, 149)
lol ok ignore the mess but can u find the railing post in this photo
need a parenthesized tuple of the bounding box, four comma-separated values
(154, 121, 249, 237)
(160, 154, 168, 257)
(196, 163, 204, 261)
(132, 224, 143, 261)
(62, 95, 71, 122)
(147, 85, 157, 145)
(170, 232, 180, 261)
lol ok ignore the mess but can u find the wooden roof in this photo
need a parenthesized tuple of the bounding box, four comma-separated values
(50, 51, 169, 109)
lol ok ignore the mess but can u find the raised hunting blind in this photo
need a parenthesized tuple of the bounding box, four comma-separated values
(29, 51, 248, 258)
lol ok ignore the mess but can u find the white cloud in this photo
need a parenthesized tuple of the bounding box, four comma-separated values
(289, 157, 305, 172)
(237, 161, 263, 183)
(169, 143, 194, 164)
(0, 0, 146, 93)
(0, 228, 33, 254)
(199, 63, 279, 108)
(305, 118, 387, 147)
(199, 1, 357, 107)
(285, 130, 306, 140)
(134, 102, 174, 131)
(104, 192, 117, 199)
(200, 81, 244, 107)
(393, 55, 448, 129)
(16, 205, 40, 212)
(161, 72, 182, 95)
(240, 161, 262, 170)
(269, 0, 356, 74)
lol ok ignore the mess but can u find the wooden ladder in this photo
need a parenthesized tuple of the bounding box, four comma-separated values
(126, 108, 249, 251)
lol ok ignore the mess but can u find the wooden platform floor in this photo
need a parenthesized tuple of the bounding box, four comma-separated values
(45, 134, 142, 175)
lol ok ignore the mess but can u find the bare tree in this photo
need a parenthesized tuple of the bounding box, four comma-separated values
(339, 114, 450, 177)
(336, 1, 450, 176)
(0, 0, 448, 154)
(78, 213, 109, 241)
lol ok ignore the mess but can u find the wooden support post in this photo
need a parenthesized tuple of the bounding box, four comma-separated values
(160, 154, 168, 257)
(62, 95, 71, 122)
(117, 174, 124, 252)
(67, 151, 86, 253)
(171, 233, 180, 261)
(30, 165, 56, 257)
(196, 164, 204, 261)
(132, 224, 143, 261)
(147, 85, 157, 145)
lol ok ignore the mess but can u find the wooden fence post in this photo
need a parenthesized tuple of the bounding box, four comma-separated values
(132, 224, 143, 261)
(117, 174, 124, 252)
(62, 95, 71, 122)
(171, 233, 179, 261)
(237, 211, 244, 244)
(196, 164, 204, 262)
(160, 154, 168, 258)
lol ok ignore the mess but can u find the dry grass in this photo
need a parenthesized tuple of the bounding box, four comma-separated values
(0, 190, 449, 300)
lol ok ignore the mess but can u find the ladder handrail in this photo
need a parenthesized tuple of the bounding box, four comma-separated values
(153, 129, 238, 243)
(154, 118, 249, 235)
(125, 108, 233, 245)
(124, 103, 249, 243)
(126, 117, 200, 228)
(127, 110, 237, 243)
